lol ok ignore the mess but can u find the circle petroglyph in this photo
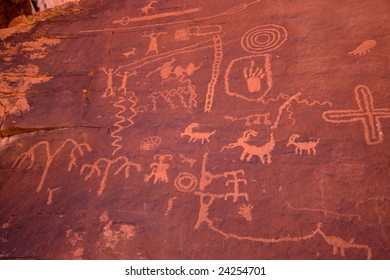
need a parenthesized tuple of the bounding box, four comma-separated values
(241, 24, 288, 54)
(174, 172, 198, 192)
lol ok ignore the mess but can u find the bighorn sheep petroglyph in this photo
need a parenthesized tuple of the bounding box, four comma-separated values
(181, 123, 216, 144)
(221, 130, 275, 164)
(286, 134, 319, 155)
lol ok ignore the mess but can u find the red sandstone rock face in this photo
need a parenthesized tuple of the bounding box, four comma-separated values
(0, 0, 389, 260)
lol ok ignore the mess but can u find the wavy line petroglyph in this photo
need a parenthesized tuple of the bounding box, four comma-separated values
(149, 82, 197, 111)
(348, 40, 376, 56)
(13, 139, 91, 193)
(111, 91, 139, 155)
(81, 157, 141, 196)
(322, 85, 390, 145)
(144, 154, 173, 184)
(181, 123, 216, 144)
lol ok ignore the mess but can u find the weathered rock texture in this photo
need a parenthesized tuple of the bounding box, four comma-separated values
(0, 0, 389, 259)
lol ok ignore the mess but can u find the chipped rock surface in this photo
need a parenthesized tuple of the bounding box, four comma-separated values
(0, 0, 389, 259)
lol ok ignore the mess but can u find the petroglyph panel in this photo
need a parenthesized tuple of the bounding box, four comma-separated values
(0, 0, 389, 260)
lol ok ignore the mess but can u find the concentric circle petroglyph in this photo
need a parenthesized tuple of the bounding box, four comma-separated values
(241, 24, 288, 54)
(174, 172, 198, 192)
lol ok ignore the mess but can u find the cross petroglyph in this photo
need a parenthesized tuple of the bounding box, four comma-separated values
(323, 85, 390, 145)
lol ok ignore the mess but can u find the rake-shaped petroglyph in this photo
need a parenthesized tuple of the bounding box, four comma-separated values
(13, 139, 91, 193)
(348, 40, 376, 56)
(322, 85, 390, 145)
(181, 123, 216, 144)
(286, 134, 320, 155)
(144, 154, 173, 184)
(81, 157, 141, 196)
(221, 130, 275, 164)
(225, 113, 272, 126)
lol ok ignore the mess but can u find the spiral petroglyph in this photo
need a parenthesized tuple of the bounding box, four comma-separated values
(241, 24, 288, 54)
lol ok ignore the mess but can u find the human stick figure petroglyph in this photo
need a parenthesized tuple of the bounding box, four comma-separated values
(348, 40, 376, 56)
(322, 85, 390, 145)
(139, 0, 158, 15)
(221, 130, 275, 164)
(81, 157, 141, 196)
(205, 35, 223, 113)
(116, 71, 137, 94)
(143, 32, 167, 55)
(224, 113, 272, 126)
(286, 134, 319, 155)
(181, 123, 216, 144)
(13, 139, 91, 193)
(224, 170, 248, 202)
(101, 67, 119, 98)
(144, 154, 173, 184)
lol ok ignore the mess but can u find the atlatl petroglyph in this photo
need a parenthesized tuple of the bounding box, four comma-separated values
(322, 85, 390, 145)
(287, 134, 320, 155)
(144, 154, 173, 184)
(348, 40, 376, 56)
(13, 139, 91, 193)
(221, 130, 275, 164)
(113, 8, 202, 26)
(225, 113, 272, 126)
(140, 136, 162, 151)
(181, 123, 216, 144)
(174, 25, 222, 41)
(81, 157, 141, 196)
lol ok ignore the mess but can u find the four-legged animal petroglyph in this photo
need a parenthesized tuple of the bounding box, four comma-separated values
(181, 123, 216, 144)
(123, 48, 137, 58)
(322, 85, 390, 145)
(348, 40, 376, 56)
(221, 130, 275, 164)
(287, 134, 320, 155)
(144, 154, 173, 184)
(179, 154, 197, 167)
(13, 139, 91, 193)
(81, 157, 141, 196)
(139, 0, 158, 15)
